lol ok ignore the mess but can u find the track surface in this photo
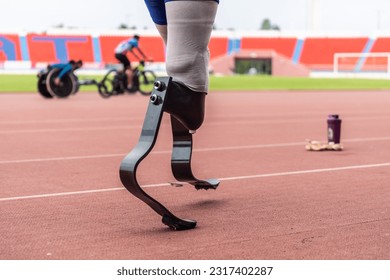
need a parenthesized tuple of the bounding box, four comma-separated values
(1, 90, 390, 260)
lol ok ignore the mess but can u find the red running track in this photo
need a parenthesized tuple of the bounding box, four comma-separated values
(1, 90, 390, 260)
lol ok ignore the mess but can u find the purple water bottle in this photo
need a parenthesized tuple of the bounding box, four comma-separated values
(327, 114, 341, 144)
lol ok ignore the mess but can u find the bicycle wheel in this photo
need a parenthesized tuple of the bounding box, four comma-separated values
(97, 83, 110, 98)
(37, 74, 53, 98)
(138, 70, 156, 95)
(46, 69, 77, 98)
(98, 69, 120, 98)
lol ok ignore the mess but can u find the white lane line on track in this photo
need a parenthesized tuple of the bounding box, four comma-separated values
(1, 136, 390, 165)
(0, 110, 387, 126)
(3, 116, 390, 134)
(1, 162, 390, 202)
(0, 112, 344, 125)
(0, 119, 294, 134)
(0, 142, 305, 164)
(0, 153, 126, 164)
(0, 117, 142, 125)
(0, 125, 141, 134)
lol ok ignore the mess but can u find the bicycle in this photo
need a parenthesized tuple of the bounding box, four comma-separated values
(37, 60, 156, 99)
(98, 60, 157, 98)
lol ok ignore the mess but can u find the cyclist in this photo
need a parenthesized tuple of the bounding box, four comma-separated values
(114, 35, 147, 90)
(50, 60, 83, 86)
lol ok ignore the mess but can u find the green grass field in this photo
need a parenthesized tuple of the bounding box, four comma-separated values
(0, 74, 103, 93)
(210, 75, 390, 91)
(2, 74, 390, 93)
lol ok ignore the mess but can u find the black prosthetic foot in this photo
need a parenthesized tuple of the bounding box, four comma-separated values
(119, 77, 220, 230)
(163, 81, 206, 132)
(171, 116, 220, 190)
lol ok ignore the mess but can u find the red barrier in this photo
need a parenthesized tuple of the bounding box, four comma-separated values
(27, 34, 94, 65)
(371, 37, 390, 53)
(209, 37, 229, 59)
(99, 35, 165, 64)
(0, 34, 21, 61)
(3, 32, 390, 72)
(241, 37, 297, 58)
(300, 37, 368, 67)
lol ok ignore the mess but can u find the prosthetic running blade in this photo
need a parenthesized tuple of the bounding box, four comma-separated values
(119, 77, 219, 230)
(170, 116, 220, 190)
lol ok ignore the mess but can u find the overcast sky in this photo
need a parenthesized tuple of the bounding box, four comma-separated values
(1, 0, 389, 33)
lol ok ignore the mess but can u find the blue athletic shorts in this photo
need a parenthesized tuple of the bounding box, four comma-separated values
(144, 0, 219, 25)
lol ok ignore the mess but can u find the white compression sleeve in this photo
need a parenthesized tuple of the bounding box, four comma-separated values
(165, 0, 218, 92)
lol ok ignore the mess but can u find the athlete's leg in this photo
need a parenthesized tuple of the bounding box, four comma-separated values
(144, 0, 168, 44)
(120, 0, 220, 230)
(115, 53, 133, 89)
(165, 0, 218, 93)
(159, 0, 218, 131)
(155, 24, 167, 45)
(144, 0, 218, 130)
(144, 0, 218, 92)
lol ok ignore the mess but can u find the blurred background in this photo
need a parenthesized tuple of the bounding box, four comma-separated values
(1, 0, 390, 79)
